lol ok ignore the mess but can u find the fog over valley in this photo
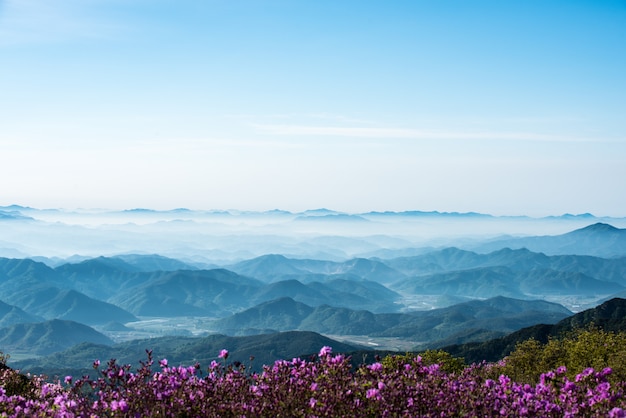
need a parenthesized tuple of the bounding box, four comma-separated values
(2, 205, 625, 262)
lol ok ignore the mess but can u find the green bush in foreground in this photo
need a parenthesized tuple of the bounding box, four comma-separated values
(382, 349, 466, 375)
(494, 327, 626, 384)
(0, 353, 36, 398)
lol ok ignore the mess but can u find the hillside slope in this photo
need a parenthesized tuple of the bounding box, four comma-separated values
(440, 297, 626, 363)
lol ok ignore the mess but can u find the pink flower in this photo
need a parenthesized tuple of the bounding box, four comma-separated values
(366, 388, 380, 399)
(111, 399, 128, 412)
(219, 349, 229, 359)
(318, 346, 332, 357)
(369, 362, 382, 371)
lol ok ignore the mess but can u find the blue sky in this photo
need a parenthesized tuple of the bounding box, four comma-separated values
(1, 0, 625, 216)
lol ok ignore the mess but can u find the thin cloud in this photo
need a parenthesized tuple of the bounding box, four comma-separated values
(254, 124, 601, 143)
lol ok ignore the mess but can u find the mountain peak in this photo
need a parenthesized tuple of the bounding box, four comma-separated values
(572, 223, 620, 234)
(581, 222, 619, 231)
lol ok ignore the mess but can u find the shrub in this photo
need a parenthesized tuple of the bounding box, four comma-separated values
(0, 352, 36, 398)
(1, 345, 625, 416)
(496, 327, 626, 384)
(382, 349, 465, 374)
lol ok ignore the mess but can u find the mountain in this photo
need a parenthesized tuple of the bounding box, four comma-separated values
(440, 298, 626, 364)
(212, 297, 399, 336)
(0, 258, 137, 325)
(376, 297, 571, 346)
(228, 254, 313, 281)
(0, 272, 137, 325)
(229, 254, 405, 284)
(385, 247, 626, 301)
(108, 269, 264, 316)
(309, 279, 400, 307)
(300, 305, 401, 335)
(33, 289, 138, 325)
(473, 223, 626, 257)
(333, 258, 405, 284)
(0, 210, 33, 221)
(517, 269, 624, 295)
(214, 297, 315, 335)
(294, 214, 370, 222)
(248, 280, 330, 307)
(390, 265, 623, 299)
(0, 257, 60, 282)
(55, 258, 400, 317)
(212, 296, 571, 346)
(53, 258, 152, 298)
(363, 210, 494, 218)
(0, 300, 43, 328)
(0, 319, 113, 356)
(390, 266, 523, 298)
(64, 256, 142, 273)
(113, 254, 199, 272)
(244, 278, 399, 313)
(385, 247, 626, 280)
(12, 331, 363, 377)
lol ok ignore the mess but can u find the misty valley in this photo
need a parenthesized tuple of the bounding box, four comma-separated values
(1, 206, 626, 379)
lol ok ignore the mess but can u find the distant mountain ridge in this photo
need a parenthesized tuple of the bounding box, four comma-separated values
(384, 246, 626, 304)
(0, 210, 34, 221)
(0, 220, 624, 371)
(228, 254, 406, 284)
(2, 205, 626, 263)
(0, 258, 138, 325)
(473, 223, 626, 257)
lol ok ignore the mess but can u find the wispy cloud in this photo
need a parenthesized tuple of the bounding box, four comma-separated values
(254, 124, 601, 143)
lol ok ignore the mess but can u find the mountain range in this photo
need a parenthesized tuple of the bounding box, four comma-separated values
(210, 296, 572, 346)
(472, 223, 626, 257)
(1, 218, 626, 379)
(12, 298, 626, 380)
(2, 205, 626, 262)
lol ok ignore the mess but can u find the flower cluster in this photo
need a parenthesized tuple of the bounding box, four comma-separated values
(1, 348, 625, 417)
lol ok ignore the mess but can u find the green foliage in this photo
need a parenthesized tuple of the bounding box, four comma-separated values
(0, 351, 36, 398)
(494, 327, 626, 384)
(382, 349, 465, 374)
(492, 338, 547, 383)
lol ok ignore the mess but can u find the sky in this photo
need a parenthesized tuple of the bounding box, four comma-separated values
(0, 0, 625, 216)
